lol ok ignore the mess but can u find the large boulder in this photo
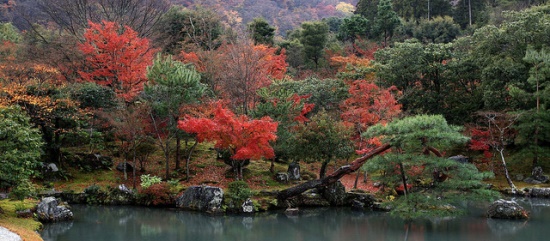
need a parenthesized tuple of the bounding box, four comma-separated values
(36, 197, 74, 222)
(528, 188, 550, 198)
(524, 166, 549, 184)
(487, 199, 529, 220)
(176, 186, 224, 213)
(322, 181, 347, 206)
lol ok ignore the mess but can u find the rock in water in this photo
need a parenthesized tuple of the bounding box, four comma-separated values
(36, 197, 73, 222)
(487, 199, 529, 220)
(241, 198, 255, 213)
(322, 181, 346, 206)
(176, 186, 224, 213)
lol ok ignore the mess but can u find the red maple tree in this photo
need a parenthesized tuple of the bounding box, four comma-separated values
(178, 103, 278, 180)
(78, 20, 155, 102)
(340, 79, 401, 153)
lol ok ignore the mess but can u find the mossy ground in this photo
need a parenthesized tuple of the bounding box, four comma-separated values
(0, 199, 43, 241)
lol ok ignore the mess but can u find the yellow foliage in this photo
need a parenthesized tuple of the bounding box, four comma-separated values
(336, 2, 355, 14)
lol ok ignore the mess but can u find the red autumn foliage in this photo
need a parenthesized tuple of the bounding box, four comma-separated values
(340, 79, 401, 153)
(469, 128, 493, 162)
(78, 20, 155, 102)
(178, 103, 278, 161)
(140, 182, 174, 206)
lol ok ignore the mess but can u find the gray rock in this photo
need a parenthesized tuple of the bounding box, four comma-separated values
(45, 163, 59, 172)
(287, 162, 301, 180)
(487, 199, 529, 220)
(241, 198, 255, 213)
(527, 188, 550, 198)
(118, 184, 132, 194)
(176, 186, 224, 213)
(449, 155, 469, 164)
(0, 193, 8, 199)
(116, 162, 134, 172)
(36, 197, 74, 223)
(524, 166, 549, 184)
(347, 192, 376, 210)
(322, 181, 347, 206)
(351, 199, 365, 211)
(275, 172, 289, 183)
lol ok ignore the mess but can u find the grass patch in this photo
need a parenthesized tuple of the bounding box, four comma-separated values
(0, 199, 43, 241)
(54, 169, 118, 192)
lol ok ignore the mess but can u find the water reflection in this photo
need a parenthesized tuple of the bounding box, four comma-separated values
(41, 199, 550, 241)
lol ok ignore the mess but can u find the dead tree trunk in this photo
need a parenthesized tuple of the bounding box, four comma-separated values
(277, 144, 391, 202)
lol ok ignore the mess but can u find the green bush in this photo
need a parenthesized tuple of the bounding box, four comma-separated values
(140, 174, 162, 189)
(10, 180, 36, 200)
(227, 180, 252, 204)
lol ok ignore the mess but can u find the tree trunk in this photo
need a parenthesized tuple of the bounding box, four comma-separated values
(353, 170, 360, 189)
(319, 160, 329, 179)
(185, 140, 198, 181)
(498, 148, 517, 193)
(277, 144, 391, 201)
(175, 135, 181, 170)
(399, 162, 408, 197)
(165, 142, 170, 180)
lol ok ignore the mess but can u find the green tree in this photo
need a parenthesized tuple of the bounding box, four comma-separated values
(299, 21, 329, 69)
(338, 14, 370, 45)
(374, 0, 401, 46)
(355, 0, 379, 23)
(470, 6, 550, 111)
(363, 115, 498, 218)
(292, 110, 354, 178)
(0, 22, 21, 43)
(392, 0, 452, 20)
(0, 106, 43, 190)
(509, 46, 550, 168)
(247, 18, 276, 46)
(144, 54, 207, 180)
(251, 84, 314, 172)
(452, 0, 488, 28)
(413, 16, 461, 44)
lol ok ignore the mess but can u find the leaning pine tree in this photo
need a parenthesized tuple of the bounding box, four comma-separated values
(363, 115, 499, 219)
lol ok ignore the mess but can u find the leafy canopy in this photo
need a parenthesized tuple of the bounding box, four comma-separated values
(178, 103, 278, 161)
(78, 20, 155, 102)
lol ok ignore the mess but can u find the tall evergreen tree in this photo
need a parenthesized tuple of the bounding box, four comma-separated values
(299, 21, 329, 69)
(374, 0, 401, 46)
(248, 18, 276, 46)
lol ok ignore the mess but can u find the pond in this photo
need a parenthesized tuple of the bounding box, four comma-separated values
(40, 198, 550, 241)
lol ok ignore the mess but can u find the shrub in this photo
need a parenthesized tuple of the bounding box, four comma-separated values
(140, 174, 162, 189)
(227, 180, 252, 204)
(140, 182, 173, 206)
(10, 180, 36, 200)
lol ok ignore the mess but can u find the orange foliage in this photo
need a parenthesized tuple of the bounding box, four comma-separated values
(78, 20, 155, 102)
(340, 79, 401, 153)
(178, 102, 278, 161)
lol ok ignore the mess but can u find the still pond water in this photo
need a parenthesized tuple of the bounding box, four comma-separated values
(40, 198, 550, 241)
